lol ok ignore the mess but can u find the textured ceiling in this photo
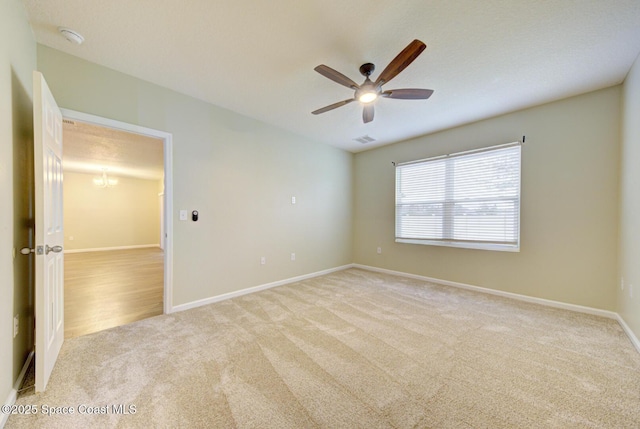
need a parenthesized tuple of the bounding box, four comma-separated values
(23, 0, 640, 152)
(63, 120, 164, 180)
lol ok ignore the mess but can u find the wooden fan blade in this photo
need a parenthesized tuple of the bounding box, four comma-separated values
(312, 98, 355, 115)
(314, 65, 359, 89)
(381, 88, 434, 99)
(374, 39, 426, 86)
(363, 104, 374, 123)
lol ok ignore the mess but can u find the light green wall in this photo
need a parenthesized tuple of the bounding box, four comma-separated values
(1, 6, 635, 410)
(37, 45, 354, 306)
(1, 0, 37, 410)
(64, 172, 161, 251)
(619, 53, 640, 338)
(354, 87, 621, 310)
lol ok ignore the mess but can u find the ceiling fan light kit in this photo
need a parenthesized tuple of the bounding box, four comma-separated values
(355, 63, 378, 103)
(358, 91, 377, 103)
(312, 39, 433, 123)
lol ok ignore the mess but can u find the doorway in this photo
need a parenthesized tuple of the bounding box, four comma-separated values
(60, 109, 173, 337)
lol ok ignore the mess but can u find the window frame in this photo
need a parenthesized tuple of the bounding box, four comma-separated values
(395, 142, 522, 252)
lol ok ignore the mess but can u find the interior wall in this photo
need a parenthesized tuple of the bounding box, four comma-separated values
(354, 87, 621, 311)
(0, 0, 37, 410)
(37, 44, 354, 307)
(63, 171, 161, 251)
(619, 52, 640, 339)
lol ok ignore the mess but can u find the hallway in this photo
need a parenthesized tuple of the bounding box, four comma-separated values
(64, 247, 164, 338)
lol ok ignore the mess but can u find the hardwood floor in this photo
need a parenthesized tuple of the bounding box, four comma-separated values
(64, 247, 164, 338)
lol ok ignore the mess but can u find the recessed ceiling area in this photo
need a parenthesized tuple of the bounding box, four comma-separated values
(23, 0, 640, 152)
(63, 120, 164, 180)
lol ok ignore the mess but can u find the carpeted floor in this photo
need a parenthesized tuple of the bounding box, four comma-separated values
(6, 268, 640, 428)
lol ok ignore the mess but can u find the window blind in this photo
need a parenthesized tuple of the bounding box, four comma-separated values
(395, 143, 521, 251)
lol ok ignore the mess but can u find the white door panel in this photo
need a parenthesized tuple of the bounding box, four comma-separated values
(33, 71, 64, 392)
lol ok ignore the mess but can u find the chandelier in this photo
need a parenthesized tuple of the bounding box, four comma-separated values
(93, 169, 118, 188)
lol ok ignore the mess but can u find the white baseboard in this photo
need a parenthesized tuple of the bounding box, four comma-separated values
(170, 264, 354, 313)
(1, 351, 34, 429)
(353, 264, 617, 319)
(352, 264, 640, 351)
(168, 261, 639, 355)
(64, 244, 160, 254)
(615, 314, 640, 354)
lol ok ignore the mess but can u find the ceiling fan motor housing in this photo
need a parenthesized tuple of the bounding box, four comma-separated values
(359, 63, 375, 77)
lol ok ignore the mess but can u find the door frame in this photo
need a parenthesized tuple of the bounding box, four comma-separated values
(60, 108, 174, 313)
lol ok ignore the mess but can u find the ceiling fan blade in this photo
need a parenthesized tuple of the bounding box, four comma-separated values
(314, 65, 359, 89)
(374, 39, 426, 86)
(312, 98, 355, 115)
(381, 88, 434, 99)
(363, 104, 374, 123)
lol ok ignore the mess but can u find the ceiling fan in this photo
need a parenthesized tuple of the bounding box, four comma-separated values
(312, 39, 434, 124)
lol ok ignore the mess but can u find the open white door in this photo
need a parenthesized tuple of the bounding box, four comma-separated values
(33, 71, 64, 392)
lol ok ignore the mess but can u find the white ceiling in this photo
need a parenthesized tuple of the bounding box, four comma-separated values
(63, 120, 164, 180)
(23, 0, 640, 153)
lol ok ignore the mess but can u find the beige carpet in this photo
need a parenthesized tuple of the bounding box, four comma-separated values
(7, 268, 640, 428)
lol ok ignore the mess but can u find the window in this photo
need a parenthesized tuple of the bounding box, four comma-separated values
(395, 142, 521, 251)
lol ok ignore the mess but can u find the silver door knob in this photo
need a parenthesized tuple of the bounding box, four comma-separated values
(45, 245, 63, 255)
(20, 245, 63, 255)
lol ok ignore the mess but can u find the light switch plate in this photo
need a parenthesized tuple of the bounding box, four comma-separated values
(179, 210, 188, 221)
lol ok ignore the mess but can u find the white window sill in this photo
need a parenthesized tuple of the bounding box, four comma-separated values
(395, 238, 520, 252)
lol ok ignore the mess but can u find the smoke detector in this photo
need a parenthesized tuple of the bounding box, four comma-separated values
(58, 27, 84, 45)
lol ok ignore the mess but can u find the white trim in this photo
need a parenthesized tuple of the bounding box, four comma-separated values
(171, 265, 354, 313)
(60, 109, 174, 313)
(1, 392, 15, 428)
(61, 109, 169, 139)
(353, 264, 618, 319)
(355, 264, 640, 355)
(616, 314, 640, 354)
(353, 264, 640, 353)
(64, 244, 159, 254)
(1, 351, 34, 429)
(396, 238, 520, 253)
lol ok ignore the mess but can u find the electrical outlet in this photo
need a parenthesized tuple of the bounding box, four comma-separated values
(291, 253, 296, 261)
(377, 247, 382, 254)
(291, 196, 296, 205)
(260, 256, 266, 265)
(13, 315, 19, 338)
